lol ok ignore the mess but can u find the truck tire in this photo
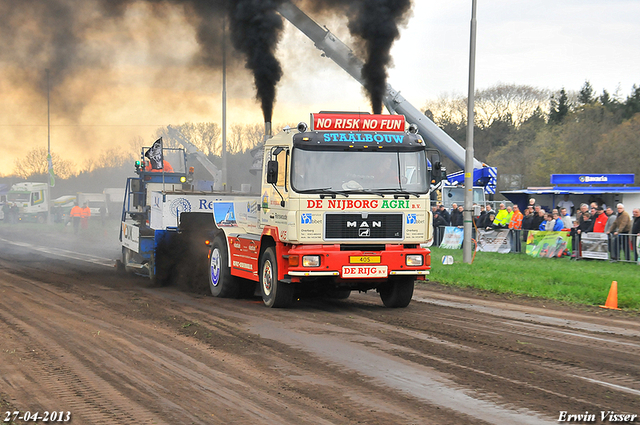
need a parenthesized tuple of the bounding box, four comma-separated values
(379, 277, 414, 308)
(260, 247, 294, 308)
(209, 237, 241, 298)
(149, 251, 172, 286)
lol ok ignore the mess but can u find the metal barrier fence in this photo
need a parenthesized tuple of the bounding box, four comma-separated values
(574, 232, 638, 263)
(433, 226, 639, 263)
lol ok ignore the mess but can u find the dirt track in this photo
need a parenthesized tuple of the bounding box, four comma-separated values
(0, 224, 639, 424)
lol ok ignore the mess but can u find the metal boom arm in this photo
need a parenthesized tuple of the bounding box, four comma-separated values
(277, 1, 485, 172)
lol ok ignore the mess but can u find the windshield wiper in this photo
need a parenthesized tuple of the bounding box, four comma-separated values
(374, 188, 424, 198)
(338, 189, 386, 197)
(295, 188, 349, 198)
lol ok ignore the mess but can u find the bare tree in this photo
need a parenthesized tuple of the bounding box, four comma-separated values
(423, 93, 467, 128)
(423, 84, 550, 129)
(154, 122, 222, 155)
(475, 84, 550, 127)
(12, 147, 75, 179)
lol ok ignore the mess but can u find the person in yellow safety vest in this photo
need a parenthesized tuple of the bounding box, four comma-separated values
(70, 203, 83, 234)
(80, 202, 91, 230)
(493, 203, 510, 228)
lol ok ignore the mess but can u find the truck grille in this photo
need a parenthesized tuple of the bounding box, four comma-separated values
(324, 213, 403, 240)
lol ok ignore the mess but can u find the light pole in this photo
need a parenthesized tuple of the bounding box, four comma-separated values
(46, 68, 53, 225)
(221, 14, 228, 192)
(463, 0, 477, 263)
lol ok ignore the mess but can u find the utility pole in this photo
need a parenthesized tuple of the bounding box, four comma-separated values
(46, 68, 53, 225)
(463, 0, 477, 263)
(221, 14, 228, 192)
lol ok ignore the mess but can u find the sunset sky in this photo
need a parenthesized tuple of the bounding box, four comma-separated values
(1, 0, 638, 176)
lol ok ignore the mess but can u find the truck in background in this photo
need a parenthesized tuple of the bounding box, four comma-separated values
(7, 182, 50, 223)
(104, 187, 125, 219)
(120, 113, 436, 308)
(77, 192, 108, 219)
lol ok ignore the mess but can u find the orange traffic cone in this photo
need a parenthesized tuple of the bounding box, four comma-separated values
(599, 281, 621, 310)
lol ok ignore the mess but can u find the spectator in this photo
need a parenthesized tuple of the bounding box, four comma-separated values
(477, 207, 494, 229)
(552, 212, 564, 231)
(483, 212, 497, 230)
(432, 206, 448, 246)
(505, 206, 514, 223)
(450, 205, 464, 227)
(604, 207, 616, 233)
(508, 205, 523, 230)
(437, 204, 450, 226)
(521, 206, 535, 240)
(578, 212, 592, 234)
(577, 203, 589, 226)
(557, 195, 575, 216)
(591, 207, 607, 233)
(540, 213, 554, 231)
(493, 203, 510, 228)
(560, 207, 572, 229)
(528, 198, 536, 209)
(608, 203, 632, 260)
(532, 208, 545, 231)
(631, 208, 640, 261)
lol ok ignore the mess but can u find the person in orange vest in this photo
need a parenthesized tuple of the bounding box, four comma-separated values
(145, 159, 174, 173)
(80, 202, 91, 230)
(70, 203, 83, 234)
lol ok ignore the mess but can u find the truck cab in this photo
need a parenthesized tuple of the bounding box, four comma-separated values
(7, 182, 50, 223)
(237, 113, 433, 307)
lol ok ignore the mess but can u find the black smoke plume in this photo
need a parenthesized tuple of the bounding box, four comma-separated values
(347, 0, 412, 114)
(0, 0, 410, 123)
(301, 0, 413, 114)
(228, 0, 285, 123)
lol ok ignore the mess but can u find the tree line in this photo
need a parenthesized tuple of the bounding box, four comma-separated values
(8, 81, 640, 195)
(423, 82, 640, 190)
(4, 123, 279, 197)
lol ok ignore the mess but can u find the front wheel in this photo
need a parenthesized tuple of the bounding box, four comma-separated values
(379, 277, 415, 308)
(260, 247, 294, 308)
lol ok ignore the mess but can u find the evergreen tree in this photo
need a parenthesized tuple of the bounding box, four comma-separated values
(548, 88, 569, 124)
(624, 84, 640, 119)
(578, 80, 595, 105)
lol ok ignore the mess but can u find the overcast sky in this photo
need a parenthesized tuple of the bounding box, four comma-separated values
(277, 0, 640, 117)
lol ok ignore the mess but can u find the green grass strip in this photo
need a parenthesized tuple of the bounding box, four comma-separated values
(428, 247, 640, 310)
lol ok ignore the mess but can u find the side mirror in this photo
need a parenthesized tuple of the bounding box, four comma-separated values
(430, 153, 444, 185)
(266, 160, 278, 184)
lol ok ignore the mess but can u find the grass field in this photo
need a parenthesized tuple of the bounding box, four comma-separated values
(428, 246, 640, 311)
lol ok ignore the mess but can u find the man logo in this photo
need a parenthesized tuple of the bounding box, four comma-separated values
(347, 220, 381, 228)
(301, 213, 312, 224)
(359, 228, 370, 237)
(407, 213, 417, 224)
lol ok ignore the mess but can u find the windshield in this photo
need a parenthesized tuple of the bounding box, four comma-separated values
(291, 148, 429, 193)
(8, 193, 30, 202)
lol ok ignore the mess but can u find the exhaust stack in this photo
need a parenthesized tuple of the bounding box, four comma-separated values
(264, 122, 273, 141)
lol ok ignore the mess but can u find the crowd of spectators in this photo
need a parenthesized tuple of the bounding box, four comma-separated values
(431, 196, 640, 261)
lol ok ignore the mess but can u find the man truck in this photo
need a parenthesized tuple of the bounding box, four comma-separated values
(120, 113, 435, 308)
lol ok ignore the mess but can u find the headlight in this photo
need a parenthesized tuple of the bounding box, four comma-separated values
(302, 255, 321, 267)
(406, 254, 423, 266)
